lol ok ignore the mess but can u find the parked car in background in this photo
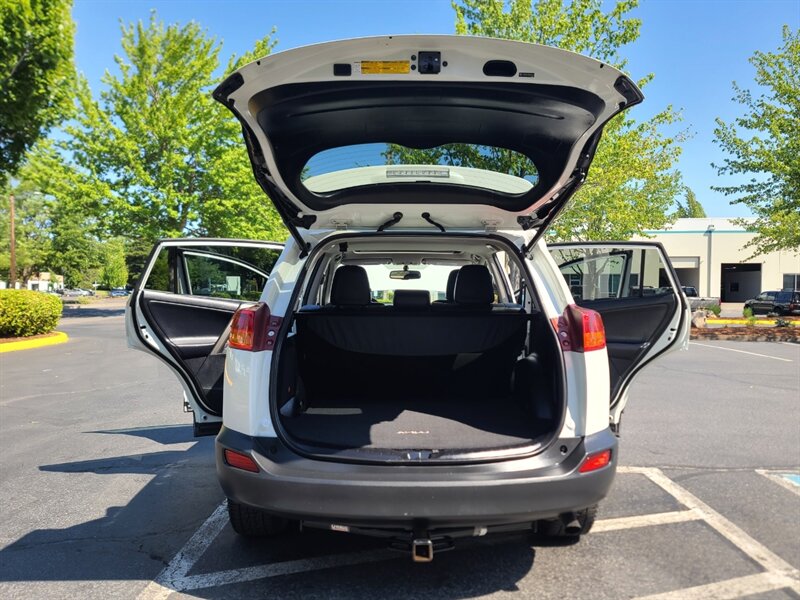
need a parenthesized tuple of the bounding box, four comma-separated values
(126, 36, 690, 561)
(63, 288, 92, 297)
(679, 285, 719, 311)
(682, 286, 698, 297)
(110, 287, 130, 297)
(745, 290, 800, 315)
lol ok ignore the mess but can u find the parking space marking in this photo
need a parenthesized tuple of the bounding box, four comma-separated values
(634, 572, 799, 600)
(591, 509, 702, 533)
(137, 502, 229, 600)
(756, 469, 800, 497)
(689, 342, 793, 362)
(138, 468, 800, 598)
(176, 549, 397, 592)
(622, 466, 800, 596)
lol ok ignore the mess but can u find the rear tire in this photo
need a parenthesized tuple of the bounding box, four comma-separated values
(227, 500, 288, 537)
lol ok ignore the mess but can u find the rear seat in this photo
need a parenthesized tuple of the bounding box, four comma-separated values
(393, 289, 430, 309)
(295, 265, 528, 400)
(300, 265, 384, 312)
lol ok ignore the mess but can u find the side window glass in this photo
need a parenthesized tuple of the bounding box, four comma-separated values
(142, 245, 281, 300)
(184, 253, 268, 301)
(551, 247, 674, 302)
(495, 250, 526, 305)
(144, 250, 171, 292)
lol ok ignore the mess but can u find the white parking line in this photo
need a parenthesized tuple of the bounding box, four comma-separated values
(177, 549, 397, 591)
(622, 466, 800, 597)
(137, 502, 229, 600)
(634, 572, 799, 600)
(689, 342, 793, 362)
(139, 468, 800, 598)
(591, 509, 701, 533)
(756, 469, 800, 497)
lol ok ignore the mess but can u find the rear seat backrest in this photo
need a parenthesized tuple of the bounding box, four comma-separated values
(329, 265, 372, 306)
(453, 264, 494, 306)
(393, 289, 430, 309)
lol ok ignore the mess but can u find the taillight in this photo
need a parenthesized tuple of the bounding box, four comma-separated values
(229, 303, 280, 352)
(579, 449, 612, 473)
(557, 304, 606, 352)
(223, 449, 259, 473)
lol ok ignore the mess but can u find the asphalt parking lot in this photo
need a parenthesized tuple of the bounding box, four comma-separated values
(1, 301, 798, 599)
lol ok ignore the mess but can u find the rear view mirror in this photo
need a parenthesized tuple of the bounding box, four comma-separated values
(390, 270, 421, 280)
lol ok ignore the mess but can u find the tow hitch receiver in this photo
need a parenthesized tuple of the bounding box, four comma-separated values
(412, 538, 434, 563)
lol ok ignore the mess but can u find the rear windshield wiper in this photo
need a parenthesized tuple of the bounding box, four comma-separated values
(421, 212, 446, 232)
(377, 212, 403, 232)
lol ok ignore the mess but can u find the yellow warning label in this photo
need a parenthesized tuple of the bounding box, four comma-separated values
(360, 60, 410, 75)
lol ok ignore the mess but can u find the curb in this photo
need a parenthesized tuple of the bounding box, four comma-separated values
(0, 331, 69, 353)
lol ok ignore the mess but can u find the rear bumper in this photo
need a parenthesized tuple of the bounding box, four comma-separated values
(216, 427, 618, 529)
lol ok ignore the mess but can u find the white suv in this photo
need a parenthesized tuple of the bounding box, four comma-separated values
(127, 36, 689, 562)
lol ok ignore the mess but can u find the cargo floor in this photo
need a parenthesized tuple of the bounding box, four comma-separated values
(282, 397, 548, 450)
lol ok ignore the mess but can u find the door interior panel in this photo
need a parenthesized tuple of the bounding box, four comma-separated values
(577, 294, 677, 398)
(139, 290, 242, 415)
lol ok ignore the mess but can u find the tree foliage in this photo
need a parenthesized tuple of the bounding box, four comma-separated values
(12, 141, 107, 287)
(59, 15, 286, 246)
(0, 181, 52, 282)
(388, 0, 685, 241)
(453, 0, 641, 66)
(10, 15, 287, 286)
(0, 0, 75, 184)
(712, 26, 800, 254)
(674, 188, 707, 218)
(100, 238, 129, 288)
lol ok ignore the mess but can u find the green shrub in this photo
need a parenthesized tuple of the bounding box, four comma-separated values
(743, 307, 754, 318)
(706, 303, 722, 317)
(0, 290, 63, 337)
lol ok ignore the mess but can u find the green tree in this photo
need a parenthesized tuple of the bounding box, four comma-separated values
(389, 0, 685, 241)
(674, 188, 707, 218)
(0, 0, 75, 184)
(15, 142, 108, 287)
(100, 238, 129, 288)
(712, 26, 800, 254)
(60, 15, 286, 245)
(0, 183, 52, 283)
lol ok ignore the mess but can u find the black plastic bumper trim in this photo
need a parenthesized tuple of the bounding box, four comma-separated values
(215, 426, 617, 529)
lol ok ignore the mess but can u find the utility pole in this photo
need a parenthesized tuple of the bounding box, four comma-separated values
(8, 193, 16, 289)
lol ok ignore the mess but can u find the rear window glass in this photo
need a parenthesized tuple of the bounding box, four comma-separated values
(302, 143, 538, 195)
(359, 264, 460, 303)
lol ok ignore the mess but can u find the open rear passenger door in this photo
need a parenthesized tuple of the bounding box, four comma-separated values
(549, 242, 690, 430)
(126, 239, 283, 435)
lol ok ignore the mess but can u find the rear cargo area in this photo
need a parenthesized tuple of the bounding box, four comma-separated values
(276, 294, 563, 456)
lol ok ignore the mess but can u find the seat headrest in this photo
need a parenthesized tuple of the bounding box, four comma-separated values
(330, 265, 371, 306)
(445, 268, 459, 302)
(393, 289, 430, 309)
(454, 265, 494, 305)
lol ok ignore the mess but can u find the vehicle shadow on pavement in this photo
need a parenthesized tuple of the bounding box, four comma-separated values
(0, 425, 221, 584)
(0, 424, 537, 596)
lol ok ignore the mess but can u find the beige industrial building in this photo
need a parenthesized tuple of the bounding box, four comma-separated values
(635, 218, 800, 301)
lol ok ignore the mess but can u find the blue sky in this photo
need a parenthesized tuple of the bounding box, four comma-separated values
(71, 0, 799, 218)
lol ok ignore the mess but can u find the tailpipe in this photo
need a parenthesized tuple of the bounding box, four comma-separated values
(561, 512, 583, 535)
